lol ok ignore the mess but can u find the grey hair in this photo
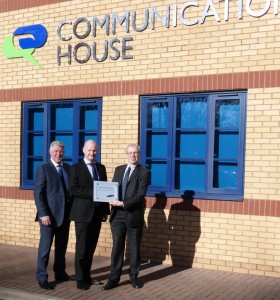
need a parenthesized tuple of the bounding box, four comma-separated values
(49, 141, 65, 150)
(126, 144, 140, 153)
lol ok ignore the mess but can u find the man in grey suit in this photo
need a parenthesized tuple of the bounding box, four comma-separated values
(69, 140, 110, 290)
(34, 141, 71, 290)
(102, 144, 150, 290)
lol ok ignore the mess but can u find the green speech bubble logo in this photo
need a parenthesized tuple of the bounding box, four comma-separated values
(2, 35, 42, 68)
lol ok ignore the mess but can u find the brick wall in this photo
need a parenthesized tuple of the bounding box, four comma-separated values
(1, 197, 280, 278)
(0, 0, 280, 278)
(1, 1, 280, 87)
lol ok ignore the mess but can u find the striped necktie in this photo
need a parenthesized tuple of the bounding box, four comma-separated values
(122, 167, 131, 201)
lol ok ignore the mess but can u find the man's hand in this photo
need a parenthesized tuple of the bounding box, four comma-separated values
(41, 216, 51, 226)
(110, 200, 124, 207)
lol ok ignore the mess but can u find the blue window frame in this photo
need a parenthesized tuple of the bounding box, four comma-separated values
(22, 99, 102, 188)
(140, 92, 246, 201)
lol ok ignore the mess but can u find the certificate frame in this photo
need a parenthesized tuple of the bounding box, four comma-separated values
(93, 181, 119, 202)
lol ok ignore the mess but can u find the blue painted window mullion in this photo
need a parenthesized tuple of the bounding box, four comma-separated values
(21, 99, 102, 188)
(141, 91, 246, 200)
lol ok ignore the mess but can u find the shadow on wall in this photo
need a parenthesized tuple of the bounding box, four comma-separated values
(142, 192, 201, 267)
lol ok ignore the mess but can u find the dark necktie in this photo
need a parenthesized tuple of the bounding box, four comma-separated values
(122, 167, 131, 201)
(58, 165, 68, 200)
(91, 163, 99, 181)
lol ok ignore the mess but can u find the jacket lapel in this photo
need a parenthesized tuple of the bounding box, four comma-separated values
(48, 161, 59, 178)
(119, 165, 127, 181)
(127, 164, 140, 184)
(81, 160, 93, 182)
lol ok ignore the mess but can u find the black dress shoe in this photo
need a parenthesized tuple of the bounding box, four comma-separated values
(102, 280, 118, 290)
(130, 279, 139, 288)
(38, 280, 53, 290)
(55, 273, 70, 282)
(77, 280, 90, 290)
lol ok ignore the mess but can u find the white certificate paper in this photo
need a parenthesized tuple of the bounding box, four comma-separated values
(94, 181, 119, 202)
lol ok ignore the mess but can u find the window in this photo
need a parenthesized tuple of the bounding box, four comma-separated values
(140, 92, 246, 200)
(22, 99, 102, 188)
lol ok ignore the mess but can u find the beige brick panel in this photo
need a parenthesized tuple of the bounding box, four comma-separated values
(0, 1, 280, 88)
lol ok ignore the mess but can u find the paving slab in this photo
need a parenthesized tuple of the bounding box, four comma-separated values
(0, 244, 280, 300)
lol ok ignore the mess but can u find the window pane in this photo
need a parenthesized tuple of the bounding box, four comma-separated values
(147, 132, 168, 158)
(51, 104, 73, 130)
(176, 131, 206, 159)
(23, 99, 102, 187)
(175, 161, 205, 191)
(29, 108, 44, 131)
(215, 100, 239, 128)
(146, 160, 167, 186)
(28, 134, 43, 156)
(213, 162, 238, 188)
(177, 97, 207, 128)
(80, 105, 98, 130)
(28, 159, 43, 180)
(80, 133, 97, 144)
(63, 159, 73, 165)
(147, 102, 168, 128)
(214, 130, 239, 159)
(141, 92, 245, 199)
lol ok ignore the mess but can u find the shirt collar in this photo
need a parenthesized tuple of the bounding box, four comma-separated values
(127, 164, 137, 171)
(51, 159, 63, 167)
(84, 158, 95, 165)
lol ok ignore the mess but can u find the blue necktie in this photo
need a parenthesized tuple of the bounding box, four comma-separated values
(58, 165, 68, 200)
(122, 167, 131, 201)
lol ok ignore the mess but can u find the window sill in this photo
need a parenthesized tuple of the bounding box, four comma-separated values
(146, 191, 243, 201)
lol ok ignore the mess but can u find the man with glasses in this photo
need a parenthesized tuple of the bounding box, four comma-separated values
(103, 144, 150, 290)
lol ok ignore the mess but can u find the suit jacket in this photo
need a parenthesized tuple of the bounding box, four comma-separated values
(69, 160, 110, 223)
(110, 164, 150, 227)
(34, 161, 70, 227)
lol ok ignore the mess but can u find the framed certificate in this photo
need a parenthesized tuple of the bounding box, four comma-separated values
(93, 181, 119, 202)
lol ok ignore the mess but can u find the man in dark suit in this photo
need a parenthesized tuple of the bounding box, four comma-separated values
(34, 141, 71, 290)
(69, 140, 110, 290)
(102, 144, 150, 290)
